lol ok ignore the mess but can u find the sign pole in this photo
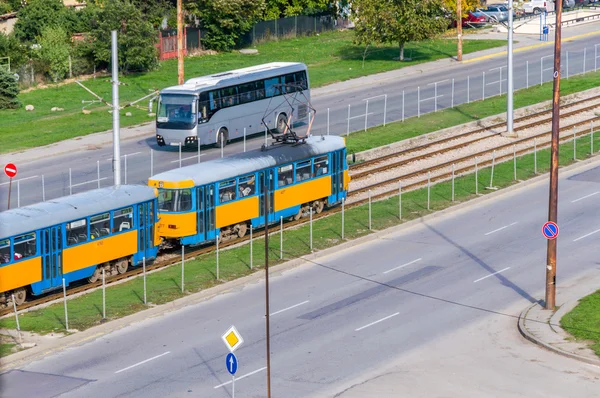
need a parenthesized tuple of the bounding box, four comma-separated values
(546, 0, 563, 311)
(7, 178, 12, 210)
(263, 182, 272, 398)
(232, 375, 235, 398)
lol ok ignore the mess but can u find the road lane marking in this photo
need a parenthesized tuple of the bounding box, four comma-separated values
(214, 367, 267, 388)
(268, 300, 309, 317)
(573, 228, 600, 242)
(355, 312, 400, 332)
(170, 154, 203, 163)
(0, 175, 39, 186)
(115, 351, 171, 374)
(484, 222, 518, 236)
(383, 258, 422, 274)
(571, 191, 600, 203)
(105, 151, 141, 161)
(70, 177, 108, 188)
(473, 267, 510, 283)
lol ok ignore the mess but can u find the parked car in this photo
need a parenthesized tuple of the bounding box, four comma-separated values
(475, 4, 510, 22)
(450, 11, 487, 28)
(522, 0, 555, 14)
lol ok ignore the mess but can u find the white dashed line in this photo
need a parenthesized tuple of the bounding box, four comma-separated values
(383, 258, 422, 274)
(355, 312, 400, 332)
(484, 222, 518, 236)
(115, 351, 170, 374)
(214, 367, 267, 389)
(473, 267, 510, 283)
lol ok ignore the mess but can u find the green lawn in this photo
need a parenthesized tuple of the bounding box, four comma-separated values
(561, 290, 600, 357)
(346, 70, 600, 154)
(0, 342, 15, 357)
(1, 121, 598, 346)
(0, 30, 506, 154)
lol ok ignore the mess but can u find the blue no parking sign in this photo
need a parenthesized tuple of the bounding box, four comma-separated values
(226, 352, 238, 375)
(542, 221, 559, 240)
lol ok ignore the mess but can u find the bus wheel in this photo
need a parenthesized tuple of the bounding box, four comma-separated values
(12, 288, 26, 306)
(216, 128, 228, 148)
(88, 267, 101, 283)
(276, 113, 288, 134)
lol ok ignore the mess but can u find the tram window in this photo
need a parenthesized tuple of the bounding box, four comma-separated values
(278, 165, 294, 187)
(177, 189, 193, 211)
(238, 175, 256, 197)
(296, 160, 312, 182)
(314, 156, 329, 177)
(67, 219, 87, 246)
(0, 239, 10, 264)
(90, 213, 110, 239)
(113, 207, 133, 233)
(158, 190, 175, 212)
(219, 180, 236, 203)
(13, 233, 36, 259)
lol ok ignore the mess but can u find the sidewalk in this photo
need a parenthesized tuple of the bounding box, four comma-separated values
(518, 271, 600, 366)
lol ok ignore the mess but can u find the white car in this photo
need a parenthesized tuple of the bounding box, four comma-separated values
(522, 0, 556, 14)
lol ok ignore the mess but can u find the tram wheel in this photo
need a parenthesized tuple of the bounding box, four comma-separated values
(116, 259, 128, 275)
(12, 288, 26, 306)
(237, 223, 248, 238)
(313, 200, 325, 214)
(88, 267, 101, 283)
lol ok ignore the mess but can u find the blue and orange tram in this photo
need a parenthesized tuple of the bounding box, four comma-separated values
(0, 185, 160, 306)
(148, 135, 349, 246)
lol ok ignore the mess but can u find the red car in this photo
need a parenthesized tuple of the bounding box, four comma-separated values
(451, 11, 487, 28)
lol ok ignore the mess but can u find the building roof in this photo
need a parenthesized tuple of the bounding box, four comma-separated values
(0, 185, 157, 238)
(149, 135, 345, 187)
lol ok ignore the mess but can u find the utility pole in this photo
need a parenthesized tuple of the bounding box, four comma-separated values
(457, 0, 463, 62)
(111, 30, 121, 186)
(545, 0, 563, 311)
(177, 0, 184, 85)
(263, 182, 272, 398)
(506, 0, 515, 136)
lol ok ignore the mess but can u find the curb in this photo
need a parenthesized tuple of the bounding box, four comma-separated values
(3, 145, 600, 371)
(517, 302, 600, 367)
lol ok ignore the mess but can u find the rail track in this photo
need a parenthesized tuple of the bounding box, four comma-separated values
(4, 99, 600, 318)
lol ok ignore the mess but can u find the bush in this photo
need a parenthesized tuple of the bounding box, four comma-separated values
(0, 68, 21, 109)
(35, 26, 71, 82)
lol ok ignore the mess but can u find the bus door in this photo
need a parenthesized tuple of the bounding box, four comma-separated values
(41, 226, 63, 290)
(138, 201, 155, 259)
(205, 185, 216, 241)
(196, 186, 206, 242)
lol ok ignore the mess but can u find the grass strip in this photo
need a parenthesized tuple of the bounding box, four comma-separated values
(1, 123, 599, 349)
(560, 290, 600, 357)
(0, 30, 505, 154)
(346, 70, 600, 154)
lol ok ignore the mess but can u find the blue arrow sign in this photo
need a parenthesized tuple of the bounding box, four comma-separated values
(226, 352, 238, 375)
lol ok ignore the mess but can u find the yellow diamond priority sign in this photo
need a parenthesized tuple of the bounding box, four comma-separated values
(221, 325, 244, 353)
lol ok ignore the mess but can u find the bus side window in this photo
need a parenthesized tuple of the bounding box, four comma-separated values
(264, 77, 281, 98)
(295, 71, 308, 90)
(256, 80, 265, 99)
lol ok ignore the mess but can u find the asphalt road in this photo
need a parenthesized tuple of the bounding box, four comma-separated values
(2, 29, 600, 208)
(3, 152, 600, 397)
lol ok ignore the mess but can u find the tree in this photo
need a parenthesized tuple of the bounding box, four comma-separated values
(352, 0, 449, 61)
(263, 0, 331, 20)
(13, 0, 69, 43)
(0, 32, 28, 71)
(89, 0, 158, 74)
(186, 0, 265, 51)
(442, 0, 479, 18)
(0, 67, 21, 109)
(35, 26, 71, 82)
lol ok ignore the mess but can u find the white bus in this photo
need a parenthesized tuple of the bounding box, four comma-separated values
(155, 62, 311, 148)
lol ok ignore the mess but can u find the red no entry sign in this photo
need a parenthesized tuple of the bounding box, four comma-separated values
(4, 163, 17, 178)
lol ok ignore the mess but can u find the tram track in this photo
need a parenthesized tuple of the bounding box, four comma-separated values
(4, 101, 600, 318)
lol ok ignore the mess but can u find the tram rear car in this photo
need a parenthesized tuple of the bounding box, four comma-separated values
(0, 185, 160, 306)
(148, 135, 349, 246)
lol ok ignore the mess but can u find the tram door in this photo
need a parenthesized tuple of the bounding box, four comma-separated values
(138, 201, 155, 259)
(332, 150, 344, 201)
(41, 226, 63, 290)
(196, 186, 206, 241)
(258, 170, 275, 224)
(205, 185, 216, 241)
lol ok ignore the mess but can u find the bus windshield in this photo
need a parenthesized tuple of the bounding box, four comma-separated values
(157, 94, 197, 130)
